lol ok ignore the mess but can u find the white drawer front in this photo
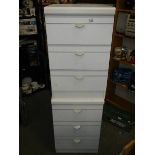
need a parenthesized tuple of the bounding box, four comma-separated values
(52, 90, 105, 99)
(48, 45, 111, 53)
(56, 149, 98, 153)
(52, 98, 105, 105)
(45, 15, 114, 24)
(52, 109, 103, 122)
(51, 70, 108, 76)
(55, 137, 99, 151)
(46, 23, 113, 45)
(54, 124, 101, 137)
(51, 73, 108, 92)
(51, 71, 108, 99)
(48, 52, 110, 70)
(52, 104, 103, 110)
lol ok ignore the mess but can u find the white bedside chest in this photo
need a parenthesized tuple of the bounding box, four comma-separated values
(44, 4, 115, 153)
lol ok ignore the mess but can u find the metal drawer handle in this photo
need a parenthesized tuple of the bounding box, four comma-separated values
(73, 109, 82, 113)
(74, 51, 85, 56)
(74, 23, 85, 28)
(73, 125, 81, 130)
(74, 76, 84, 80)
(73, 138, 81, 143)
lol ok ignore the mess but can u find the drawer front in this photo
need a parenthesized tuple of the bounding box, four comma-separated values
(54, 124, 101, 137)
(52, 98, 105, 105)
(56, 149, 98, 153)
(48, 52, 110, 70)
(55, 137, 99, 151)
(52, 90, 105, 99)
(48, 45, 111, 52)
(52, 109, 103, 122)
(45, 15, 114, 24)
(51, 74, 108, 92)
(52, 104, 103, 110)
(46, 23, 113, 45)
(51, 71, 108, 99)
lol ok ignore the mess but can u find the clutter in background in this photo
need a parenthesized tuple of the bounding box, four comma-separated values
(113, 47, 135, 65)
(20, 38, 39, 67)
(21, 77, 45, 95)
(103, 103, 135, 132)
(112, 68, 135, 92)
(42, 0, 75, 6)
(19, 0, 35, 17)
(19, 18, 37, 35)
(19, 0, 37, 35)
(116, 12, 135, 37)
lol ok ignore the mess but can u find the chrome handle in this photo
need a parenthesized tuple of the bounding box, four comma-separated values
(74, 51, 85, 56)
(74, 24, 85, 28)
(74, 76, 84, 80)
(73, 138, 81, 143)
(73, 125, 81, 130)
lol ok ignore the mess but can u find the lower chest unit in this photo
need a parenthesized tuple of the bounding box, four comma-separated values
(52, 103, 103, 153)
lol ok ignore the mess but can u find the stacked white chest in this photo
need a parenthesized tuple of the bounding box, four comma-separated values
(44, 4, 115, 153)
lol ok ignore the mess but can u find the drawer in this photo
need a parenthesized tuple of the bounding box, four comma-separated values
(45, 15, 114, 24)
(54, 124, 101, 137)
(56, 149, 98, 153)
(48, 44, 111, 52)
(52, 90, 106, 99)
(52, 104, 103, 122)
(52, 109, 102, 122)
(51, 71, 108, 99)
(52, 98, 105, 105)
(52, 104, 103, 110)
(48, 51, 110, 70)
(48, 45, 110, 70)
(55, 137, 99, 152)
(46, 23, 113, 45)
(51, 71, 107, 99)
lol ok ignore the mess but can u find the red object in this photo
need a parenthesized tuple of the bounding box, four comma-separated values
(130, 56, 135, 64)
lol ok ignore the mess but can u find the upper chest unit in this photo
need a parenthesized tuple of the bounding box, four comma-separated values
(44, 4, 115, 46)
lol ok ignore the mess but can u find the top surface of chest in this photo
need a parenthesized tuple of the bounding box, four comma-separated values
(44, 4, 115, 16)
